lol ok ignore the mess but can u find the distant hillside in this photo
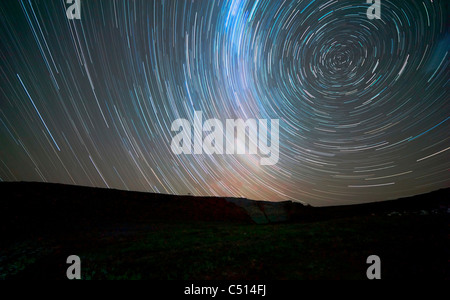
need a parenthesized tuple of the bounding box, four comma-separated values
(0, 182, 449, 236)
(0, 182, 251, 240)
(228, 189, 450, 224)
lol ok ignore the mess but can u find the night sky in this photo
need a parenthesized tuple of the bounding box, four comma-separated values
(0, 0, 448, 206)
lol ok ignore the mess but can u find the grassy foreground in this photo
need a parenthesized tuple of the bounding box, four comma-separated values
(2, 214, 447, 280)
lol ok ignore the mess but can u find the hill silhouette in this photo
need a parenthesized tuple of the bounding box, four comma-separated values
(0, 182, 448, 280)
(1, 182, 448, 233)
(0, 182, 251, 240)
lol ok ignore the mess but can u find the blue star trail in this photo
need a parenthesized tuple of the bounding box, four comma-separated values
(0, 0, 448, 206)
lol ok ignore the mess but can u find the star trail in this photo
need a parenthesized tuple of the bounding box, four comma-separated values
(0, 0, 448, 206)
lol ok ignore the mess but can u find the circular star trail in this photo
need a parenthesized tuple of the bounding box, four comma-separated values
(0, 0, 448, 205)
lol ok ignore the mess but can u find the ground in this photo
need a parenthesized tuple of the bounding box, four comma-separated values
(1, 214, 447, 280)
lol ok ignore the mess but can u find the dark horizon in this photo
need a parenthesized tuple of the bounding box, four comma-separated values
(1, 179, 448, 280)
(1, 180, 449, 208)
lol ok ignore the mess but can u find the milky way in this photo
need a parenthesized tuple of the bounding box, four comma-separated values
(0, 0, 448, 205)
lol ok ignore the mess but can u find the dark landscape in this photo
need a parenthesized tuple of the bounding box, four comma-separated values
(0, 182, 448, 280)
